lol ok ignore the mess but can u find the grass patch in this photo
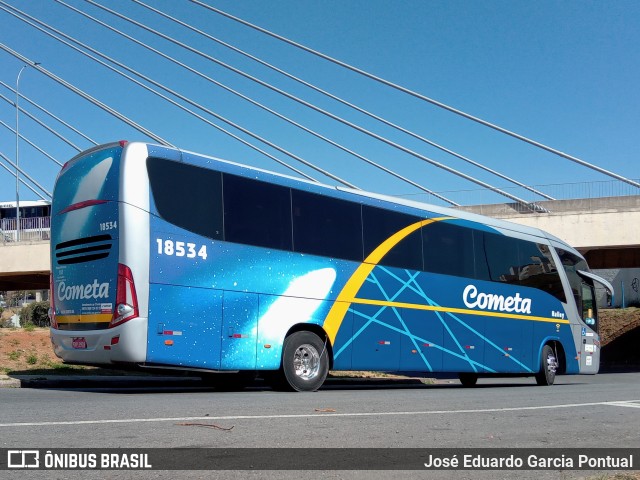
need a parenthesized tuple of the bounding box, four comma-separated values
(7, 350, 22, 361)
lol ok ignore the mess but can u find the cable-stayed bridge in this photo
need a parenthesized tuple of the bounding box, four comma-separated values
(0, 2, 638, 293)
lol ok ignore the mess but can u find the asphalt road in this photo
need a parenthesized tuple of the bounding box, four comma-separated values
(1, 372, 639, 479)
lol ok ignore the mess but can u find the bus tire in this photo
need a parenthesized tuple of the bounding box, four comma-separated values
(459, 373, 478, 387)
(280, 331, 329, 392)
(535, 344, 557, 386)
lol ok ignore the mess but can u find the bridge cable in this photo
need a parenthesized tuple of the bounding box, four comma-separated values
(0, 2, 327, 185)
(0, 49, 173, 147)
(0, 153, 48, 200)
(193, 0, 640, 190)
(1, 80, 98, 146)
(83, 0, 542, 210)
(0, 119, 63, 167)
(63, 0, 359, 190)
(58, 0, 450, 204)
(135, 0, 554, 202)
(46, 0, 353, 187)
(0, 151, 52, 198)
(0, 92, 82, 151)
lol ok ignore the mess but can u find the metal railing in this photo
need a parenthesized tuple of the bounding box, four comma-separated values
(396, 178, 640, 210)
(0, 216, 51, 244)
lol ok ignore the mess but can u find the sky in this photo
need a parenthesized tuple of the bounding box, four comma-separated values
(0, 0, 639, 207)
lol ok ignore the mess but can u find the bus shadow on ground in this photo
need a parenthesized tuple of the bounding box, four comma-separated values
(10, 373, 595, 394)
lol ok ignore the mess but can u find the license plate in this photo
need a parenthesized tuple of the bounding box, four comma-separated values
(71, 337, 87, 349)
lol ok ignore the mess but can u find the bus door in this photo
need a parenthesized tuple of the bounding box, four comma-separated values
(578, 281, 599, 374)
(575, 270, 613, 374)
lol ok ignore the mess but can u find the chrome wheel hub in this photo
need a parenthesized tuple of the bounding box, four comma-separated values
(292, 343, 320, 380)
(546, 353, 558, 374)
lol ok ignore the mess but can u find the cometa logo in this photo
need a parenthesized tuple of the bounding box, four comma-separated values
(57, 280, 110, 301)
(463, 284, 532, 314)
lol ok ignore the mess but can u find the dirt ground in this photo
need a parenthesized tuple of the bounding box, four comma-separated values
(1, 308, 640, 374)
(599, 307, 640, 345)
(0, 327, 63, 374)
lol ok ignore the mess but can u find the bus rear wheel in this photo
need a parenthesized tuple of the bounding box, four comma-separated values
(535, 344, 558, 386)
(279, 331, 329, 392)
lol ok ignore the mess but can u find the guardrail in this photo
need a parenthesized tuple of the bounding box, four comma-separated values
(0, 216, 51, 244)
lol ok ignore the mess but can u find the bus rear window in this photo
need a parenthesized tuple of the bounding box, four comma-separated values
(52, 146, 121, 215)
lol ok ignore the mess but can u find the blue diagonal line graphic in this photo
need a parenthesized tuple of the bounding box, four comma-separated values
(376, 270, 432, 370)
(350, 309, 488, 369)
(334, 269, 419, 358)
(409, 276, 529, 373)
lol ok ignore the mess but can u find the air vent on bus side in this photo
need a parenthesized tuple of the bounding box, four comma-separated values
(55, 234, 113, 265)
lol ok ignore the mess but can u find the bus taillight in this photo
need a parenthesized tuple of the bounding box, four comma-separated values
(111, 264, 139, 327)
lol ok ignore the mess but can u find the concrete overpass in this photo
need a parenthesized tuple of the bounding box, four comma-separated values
(458, 195, 640, 269)
(0, 241, 50, 291)
(1, 195, 638, 291)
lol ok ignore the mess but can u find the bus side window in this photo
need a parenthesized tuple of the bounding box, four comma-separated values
(292, 190, 363, 262)
(483, 232, 520, 284)
(223, 174, 293, 251)
(423, 222, 476, 278)
(581, 282, 597, 330)
(362, 206, 422, 271)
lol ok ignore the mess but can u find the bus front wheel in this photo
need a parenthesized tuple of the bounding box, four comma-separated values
(535, 344, 558, 386)
(279, 331, 329, 392)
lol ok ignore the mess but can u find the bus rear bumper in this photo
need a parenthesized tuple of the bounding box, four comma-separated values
(50, 317, 148, 365)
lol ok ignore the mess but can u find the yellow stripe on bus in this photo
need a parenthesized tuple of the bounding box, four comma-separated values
(56, 314, 112, 324)
(348, 297, 569, 324)
(324, 217, 449, 344)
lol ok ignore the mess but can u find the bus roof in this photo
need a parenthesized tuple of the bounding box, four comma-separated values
(95, 141, 579, 257)
(172, 144, 572, 249)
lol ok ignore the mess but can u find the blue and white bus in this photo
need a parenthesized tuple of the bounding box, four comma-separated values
(49, 141, 612, 391)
